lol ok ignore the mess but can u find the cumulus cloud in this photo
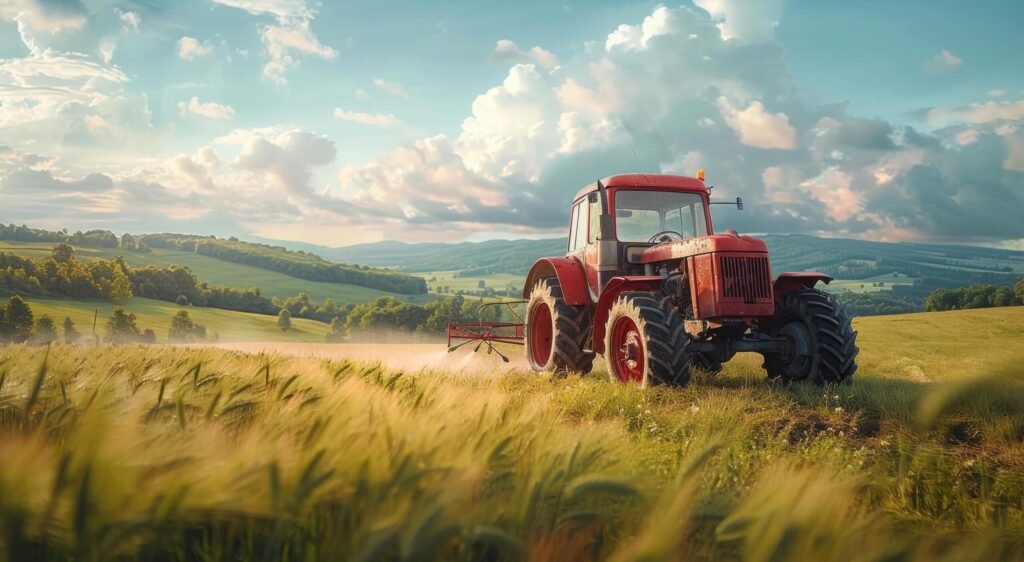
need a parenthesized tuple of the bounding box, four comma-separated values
(1, 0, 87, 52)
(219, 128, 336, 197)
(717, 97, 798, 149)
(926, 99, 1024, 126)
(178, 36, 214, 60)
(923, 49, 962, 75)
(0, 153, 214, 230)
(261, 19, 337, 84)
(0, 48, 162, 156)
(693, 0, 782, 43)
(211, 0, 311, 22)
(178, 97, 236, 119)
(211, 0, 336, 85)
(115, 8, 140, 32)
(372, 78, 409, 98)
(321, 4, 1024, 243)
(490, 40, 560, 69)
(333, 107, 400, 127)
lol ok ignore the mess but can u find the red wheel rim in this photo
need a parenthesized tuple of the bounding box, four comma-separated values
(611, 317, 644, 383)
(529, 302, 553, 367)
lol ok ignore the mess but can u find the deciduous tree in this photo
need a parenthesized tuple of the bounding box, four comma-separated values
(33, 315, 57, 345)
(105, 306, 141, 344)
(63, 316, 80, 344)
(277, 309, 292, 332)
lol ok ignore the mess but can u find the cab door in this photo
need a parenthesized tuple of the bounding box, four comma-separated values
(582, 193, 602, 298)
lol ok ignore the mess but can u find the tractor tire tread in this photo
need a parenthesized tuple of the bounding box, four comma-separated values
(526, 277, 594, 375)
(765, 289, 858, 385)
(603, 292, 691, 387)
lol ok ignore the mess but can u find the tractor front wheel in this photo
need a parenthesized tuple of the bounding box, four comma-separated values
(764, 289, 858, 384)
(525, 278, 594, 374)
(603, 292, 690, 387)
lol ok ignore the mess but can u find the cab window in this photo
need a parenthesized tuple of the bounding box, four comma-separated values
(571, 200, 588, 251)
(588, 197, 601, 244)
(568, 201, 581, 251)
(613, 190, 708, 242)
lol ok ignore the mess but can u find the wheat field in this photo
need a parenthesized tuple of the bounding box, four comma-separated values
(1, 309, 1023, 561)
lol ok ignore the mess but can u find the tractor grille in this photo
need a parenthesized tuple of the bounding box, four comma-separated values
(719, 255, 772, 302)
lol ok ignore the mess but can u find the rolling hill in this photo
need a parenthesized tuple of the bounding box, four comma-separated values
(0, 240, 435, 306)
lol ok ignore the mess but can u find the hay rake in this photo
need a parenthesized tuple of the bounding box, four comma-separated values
(446, 300, 526, 362)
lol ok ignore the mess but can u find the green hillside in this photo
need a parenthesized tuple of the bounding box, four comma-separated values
(138, 233, 427, 295)
(0, 241, 435, 306)
(25, 296, 330, 343)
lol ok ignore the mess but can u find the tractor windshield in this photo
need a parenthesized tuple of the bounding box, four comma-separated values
(614, 190, 708, 242)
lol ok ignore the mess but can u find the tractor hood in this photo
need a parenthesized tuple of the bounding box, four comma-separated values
(639, 230, 768, 264)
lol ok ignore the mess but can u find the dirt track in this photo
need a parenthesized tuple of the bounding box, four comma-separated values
(200, 342, 532, 373)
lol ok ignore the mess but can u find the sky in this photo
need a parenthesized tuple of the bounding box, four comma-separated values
(1, 0, 1022, 249)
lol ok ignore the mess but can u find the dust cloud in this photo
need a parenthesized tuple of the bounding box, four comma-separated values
(199, 341, 531, 373)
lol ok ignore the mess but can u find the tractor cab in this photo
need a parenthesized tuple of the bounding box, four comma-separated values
(565, 173, 715, 298)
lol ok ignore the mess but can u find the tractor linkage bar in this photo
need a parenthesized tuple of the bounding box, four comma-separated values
(446, 300, 527, 363)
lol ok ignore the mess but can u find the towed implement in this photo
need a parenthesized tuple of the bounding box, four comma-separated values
(448, 172, 858, 386)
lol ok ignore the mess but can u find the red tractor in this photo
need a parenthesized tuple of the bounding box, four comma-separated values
(450, 172, 858, 386)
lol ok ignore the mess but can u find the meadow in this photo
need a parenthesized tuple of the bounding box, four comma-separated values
(24, 297, 331, 343)
(0, 307, 1022, 561)
(0, 241, 436, 306)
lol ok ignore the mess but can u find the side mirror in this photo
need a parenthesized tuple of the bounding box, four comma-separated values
(736, 197, 743, 211)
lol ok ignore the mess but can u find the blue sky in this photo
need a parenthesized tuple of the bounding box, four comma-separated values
(1, 0, 1022, 248)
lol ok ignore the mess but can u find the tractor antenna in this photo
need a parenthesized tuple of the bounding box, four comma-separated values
(628, 140, 641, 169)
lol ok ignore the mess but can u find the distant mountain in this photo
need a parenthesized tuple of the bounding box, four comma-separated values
(317, 238, 565, 273)
(325, 234, 1022, 275)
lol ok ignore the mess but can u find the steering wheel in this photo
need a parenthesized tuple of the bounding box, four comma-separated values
(648, 230, 683, 244)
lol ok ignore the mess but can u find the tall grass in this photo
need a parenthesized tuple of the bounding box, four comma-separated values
(0, 344, 1022, 561)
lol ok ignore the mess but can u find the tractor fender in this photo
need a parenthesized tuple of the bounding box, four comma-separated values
(591, 276, 663, 355)
(522, 256, 591, 305)
(772, 272, 833, 300)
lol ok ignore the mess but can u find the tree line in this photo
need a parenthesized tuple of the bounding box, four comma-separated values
(924, 279, 1024, 312)
(2, 224, 115, 248)
(1, 244, 279, 316)
(0, 295, 221, 346)
(139, 234, 427, 294)
(1, 223, 425, 293)
(268, 292, 505, 342)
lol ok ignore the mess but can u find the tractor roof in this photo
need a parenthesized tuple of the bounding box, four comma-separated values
(573, 174, 707, 201)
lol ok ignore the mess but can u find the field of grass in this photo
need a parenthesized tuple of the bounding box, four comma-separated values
(0, 240, 435, 305)
(830, 272, 917, 293)
(0, 308, 1022, 560)
(419, 270, 526, 295)
(24, 297, 330, 343)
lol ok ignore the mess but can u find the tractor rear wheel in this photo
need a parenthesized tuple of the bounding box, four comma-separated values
(603, 292, 690, 387)
(525, 278, 595, 374)
(764, 289, 858, 384)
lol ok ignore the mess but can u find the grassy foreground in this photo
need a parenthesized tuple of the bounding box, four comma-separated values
(1, 313, 1023, 560)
